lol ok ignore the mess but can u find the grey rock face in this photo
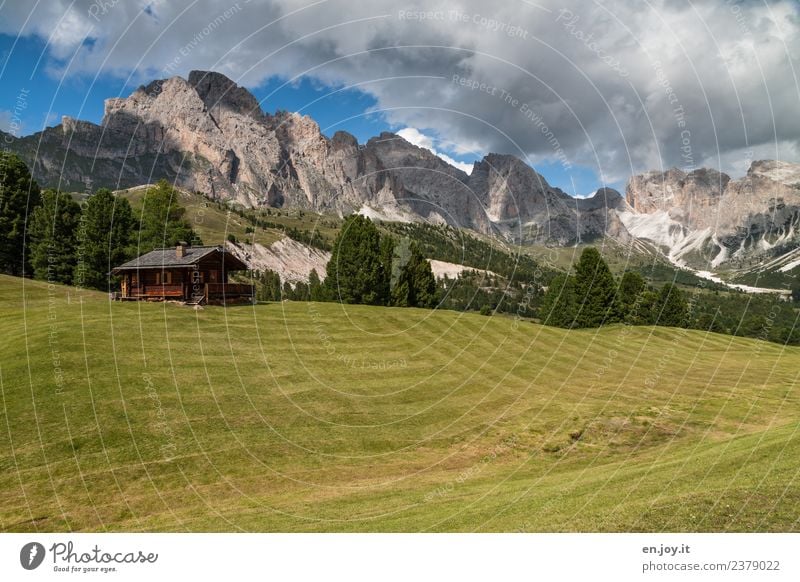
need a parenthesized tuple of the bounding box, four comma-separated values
(626, 167, 729, 230)
(465, 154, 628, 243)
(8, 69, 799, 265)
(5, 70, 626, 244)
(626, 160, 800, 262)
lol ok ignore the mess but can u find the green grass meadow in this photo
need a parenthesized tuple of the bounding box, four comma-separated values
(1, 274, 799, 532)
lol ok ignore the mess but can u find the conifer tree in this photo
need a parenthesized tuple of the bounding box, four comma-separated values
(618, 270, 646, 322)
(632, 289, 659, 325)
(573, 247, 620, 327)
(73, 189, 134, 290)
(656, 283, 689, 327)
(29, 190, 82, 284)
(281, 281, 293, 300)
(392, 244, 437, 308)
(135, 179, 198, 253)
(0, 152, 41, 275)
(791, 281, 800, 303)
(324, 214, 386, 305)
(256, 269, 282, 301)
(379, 235, 395, 303)
(409, 246, 437, 307)
(539, 273, 578, 328)
(308, 269, 325, 301)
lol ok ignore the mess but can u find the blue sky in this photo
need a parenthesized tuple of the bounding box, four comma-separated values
(0, 1, 797, 194)
(0, 33, 386, 140)
(0, 32, 609, 196)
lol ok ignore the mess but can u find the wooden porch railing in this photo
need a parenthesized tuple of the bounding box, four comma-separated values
(205, 283, 254, 298)
(124, 283, 254, 302)
(128, 284, 185, 298)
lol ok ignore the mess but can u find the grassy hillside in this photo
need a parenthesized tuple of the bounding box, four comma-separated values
(115, 186, 285, 248)
(1, 274, 799, 532)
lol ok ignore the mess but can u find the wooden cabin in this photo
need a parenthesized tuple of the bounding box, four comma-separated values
(111, 244, 254, 304)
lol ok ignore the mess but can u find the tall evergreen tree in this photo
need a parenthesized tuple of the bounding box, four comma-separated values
(0, 152, 41, 275)
(791, 281, 800, 303)
(324, 214, 386, 305)
(379, 235, 395, 303)
(135, 179, 198, 253)
(655, 283, 689, 327)
(411, 247, 437, 307)
(389, 237, 411, 297)
(256, 269, 282, 302)
(308, 269, 325, 301)
(73, 189, 134, 290)
(694, 310, 727, 334)
(29, 190, 82, 284)
(573, 247, 620, 327)
(539, 273, 578, 328)
(391, 244, 437, 307)
(632, 290, 659, 325)
(282, 281, 294, 300)
(292, 280, 310, 301)
(618, 270, 646, 322)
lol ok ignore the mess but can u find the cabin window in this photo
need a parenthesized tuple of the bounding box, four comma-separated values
(210, 270, 218, 282)
(155, 271, 172, 285)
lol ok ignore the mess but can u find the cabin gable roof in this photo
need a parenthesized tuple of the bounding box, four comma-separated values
(112, 246, 247, 273)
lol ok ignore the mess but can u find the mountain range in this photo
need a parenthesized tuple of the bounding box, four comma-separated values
(622, 162, 800, 275)
(4, 70, 800, 284)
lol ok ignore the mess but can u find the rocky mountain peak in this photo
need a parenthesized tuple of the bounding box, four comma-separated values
(748, 159, 800, 186)
(626, 161, 800, 228)
(683, 167, 729, 190)
(478, 152, 528, 172)
(625, 166, 726, 219)
(102, 75, 198, 127)
(470, 154, 552, 198)
(16, 68, 800, 264)
(187, 70, 263, 118)
(330, 130, 359, 150)
(473, 154, 555, 193)
(577, 187, 628, 212)
(364, 132, 418, 157)
(141, 79, 166, 98)
(363, 132, 467, 178)
(621, 159, 800, 270)
(463, 152, 620, 244)
(272, 110, 324, 149)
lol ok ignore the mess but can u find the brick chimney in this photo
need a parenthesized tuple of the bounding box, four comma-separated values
(176, 242, 187, 258)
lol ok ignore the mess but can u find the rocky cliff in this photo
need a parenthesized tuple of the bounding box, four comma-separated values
(2, 70, 625, 245)
(623, 160, 800, 268)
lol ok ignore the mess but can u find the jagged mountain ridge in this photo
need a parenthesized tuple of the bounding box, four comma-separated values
(2, 70, 622, 245)
(622, 160, 800, 273)
(6, 68, 799, 275)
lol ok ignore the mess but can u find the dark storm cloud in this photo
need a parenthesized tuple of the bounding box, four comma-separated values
(1, 0, 797, 180)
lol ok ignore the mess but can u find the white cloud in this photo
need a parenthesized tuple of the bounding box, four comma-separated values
(0, 110, 23, 135)
(700, 140, 800, 178)
(0, 0, 797, 181)
(0, 111, 12, 133)
(396, 127, 474, 174)
(397, 127, 434, 150)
